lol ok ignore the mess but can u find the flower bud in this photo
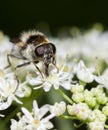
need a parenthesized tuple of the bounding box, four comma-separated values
(84, 90, 96, 107)
(91, 85, 104, 96)
(102, 106, 108, 117)
(94, 109, 106, 123)
(88, 120, 104, 130)
(50, 101, 66, 116)
(88, 111, 96, 122)
(67, 105, 75, 116)
(72, 92, 84, 103)
(96, 93, 108, 105)
(67, 103, 91, 121)
(71, 84, 84, 93)
(23, 86, 32, 97)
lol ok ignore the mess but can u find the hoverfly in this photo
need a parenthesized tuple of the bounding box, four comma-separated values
(7, 30, 57, 77)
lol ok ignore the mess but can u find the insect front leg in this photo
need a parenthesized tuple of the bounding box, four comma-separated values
(52, 56, 59, 73)
(15, 61, 31, 69)
(15, 60, 44, 78)
(33, 62, 44, 78)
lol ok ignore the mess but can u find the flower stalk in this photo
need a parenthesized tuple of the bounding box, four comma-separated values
(57, 88, 73, 104)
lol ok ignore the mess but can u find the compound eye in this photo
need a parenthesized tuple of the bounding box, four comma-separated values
(49, 43, 56, 54)
(35, 45, 44, 56)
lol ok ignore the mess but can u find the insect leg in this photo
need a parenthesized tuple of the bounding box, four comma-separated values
(5, 54, 13, 69)
(14, 62, 31, 86)
(4, 54, 22, 88)
(52, 56, 59, 73)
(5, 54, 25, 69)
(14, 74, 20, 91)
(16, 61, 44, 78)
(33, 62, 44, 78)
(52, 62, 59, 73)
(52, 56, 56, 64)
(15, 62, 31, 69)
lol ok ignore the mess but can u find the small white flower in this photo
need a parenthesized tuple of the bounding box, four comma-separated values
(49, 101, 66, 116)
(0, 71, 19, 110)
(95, 69, 108, 88)
(27, 65, 72, 91)
(15, 82, 31, 98)
(10, 119, 25, 130)
(10, 100, 54, 130)
(75, 60, 95, 83)
(0, 34, 12, 70)
(0, 32, 12, 53)
(0, 69, 28, 110)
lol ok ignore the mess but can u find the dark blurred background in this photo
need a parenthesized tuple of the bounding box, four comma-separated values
(0, 0, 108, 37)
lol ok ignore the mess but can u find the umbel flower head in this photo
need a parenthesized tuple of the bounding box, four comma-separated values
(2, 28, 108, 130)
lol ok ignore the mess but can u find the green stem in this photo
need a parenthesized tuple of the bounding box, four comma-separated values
(60, 115, 77, 120)
(105, 124, 108, 129)
(79, 80, 86, 86)
(95, 103, 100, 109)
(74, 122, 85, 128)
(57, 88, 73, 104)
(4, 105, 21, 124)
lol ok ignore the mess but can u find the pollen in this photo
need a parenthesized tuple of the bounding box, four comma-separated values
(0, 70, 4, 77)
(33, 119, 40, 127)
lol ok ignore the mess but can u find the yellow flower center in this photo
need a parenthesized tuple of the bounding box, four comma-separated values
(48, 74, 58, 84)
(0, 70, 4, 77)
(33, 119, 40, 128)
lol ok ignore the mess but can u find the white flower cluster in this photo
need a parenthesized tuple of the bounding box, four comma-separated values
(10, 100, 66, 130)
(55, 27, 108, 62)
(27, 64, 72, 91)
(0, 69, 31, 115)
(68, 84, 108, 130)
(1, 27, 108, 130)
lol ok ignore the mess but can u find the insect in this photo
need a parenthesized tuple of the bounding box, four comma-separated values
(7, 30, 57, 77)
